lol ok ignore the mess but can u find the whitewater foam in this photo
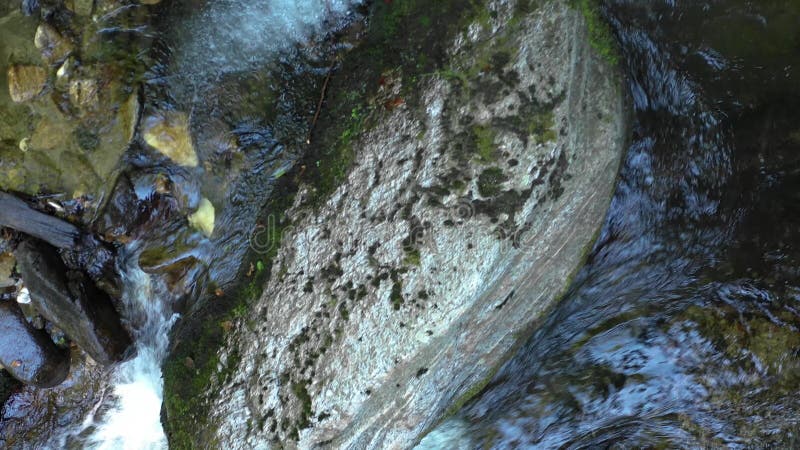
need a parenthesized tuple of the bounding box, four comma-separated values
(174, 0, 363, 76)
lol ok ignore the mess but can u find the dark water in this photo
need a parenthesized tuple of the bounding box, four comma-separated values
(434, 1, 800, 448)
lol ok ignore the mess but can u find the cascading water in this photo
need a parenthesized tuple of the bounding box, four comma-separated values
(83, 259, 175, 450)
(59, 248, 176, 449)
(52, 1, 364, 449)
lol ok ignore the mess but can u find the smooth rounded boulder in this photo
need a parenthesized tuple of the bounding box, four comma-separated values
(0, 300, 69, 388)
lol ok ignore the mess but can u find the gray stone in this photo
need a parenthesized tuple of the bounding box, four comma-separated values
(0, 300, 69, 388)
(202, 0, 628, 448)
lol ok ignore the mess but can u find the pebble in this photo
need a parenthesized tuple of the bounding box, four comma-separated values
(7, 65, 46, 103)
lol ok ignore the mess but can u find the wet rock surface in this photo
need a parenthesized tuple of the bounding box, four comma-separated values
(15, 239, 132, 366)
(0, 1, 145, 216)
(0, 349, 107, 449)
(142, 110, 199, 168)
(0, 300, 69, 388)
(175, 0, 626, 447)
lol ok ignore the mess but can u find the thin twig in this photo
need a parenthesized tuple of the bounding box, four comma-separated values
(307, 61, 336, 144)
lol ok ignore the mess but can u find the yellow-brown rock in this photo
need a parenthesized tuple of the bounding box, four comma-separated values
(7, 65, 46, 103)
(188, 198, 215, 237)
(142, 111, 198, 167)
(68, 78, 99, 110)
(34, 23, 73, 64)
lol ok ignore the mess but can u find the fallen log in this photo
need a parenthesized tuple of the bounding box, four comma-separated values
(0, 192, 80, 250)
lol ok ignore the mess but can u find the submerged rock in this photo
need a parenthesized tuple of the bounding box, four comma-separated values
(0, 300, 69, 388)
(188, 197, 215, 237)
(0, 253, 15, 289)
(68, 78, 100, 110)
(15, 239, 132, 366)
(33, 23, 73, 65)
(0, 349, 107, 448)
(6, 65, 46, 103)
(69, 0, 93, 16)
(142, 111, 199, 167)
(164, 0, 627, 448)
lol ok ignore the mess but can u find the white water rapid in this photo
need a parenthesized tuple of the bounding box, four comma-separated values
(57, 250, 176, 450)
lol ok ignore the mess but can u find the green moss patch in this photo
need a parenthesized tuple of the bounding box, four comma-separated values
(472, 125, 498, 162)
(477, 167, 508, 197)
(572, 0, 619, 65)
(528, 111, 557, 144)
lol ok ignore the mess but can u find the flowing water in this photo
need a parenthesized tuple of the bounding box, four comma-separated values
(52, 1, 362, 448)
(421, 0, 800, 448)
(69, 250, 176, 449)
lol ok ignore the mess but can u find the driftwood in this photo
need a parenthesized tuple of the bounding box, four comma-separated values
(0, 192, 81, 249)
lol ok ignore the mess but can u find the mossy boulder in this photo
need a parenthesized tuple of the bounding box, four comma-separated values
(163, 0, 628, 448)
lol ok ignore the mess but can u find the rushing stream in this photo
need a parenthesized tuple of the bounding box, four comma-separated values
(422, 0, 800, 448)
(57, 1, 362, 448)
(70, 250, 175, 449)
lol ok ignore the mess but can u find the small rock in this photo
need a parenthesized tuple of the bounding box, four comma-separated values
(7, 65, 47, 103)
(34, 23, 73, 64)
(56, 57, 77, 82)
(18, 137, 31, 152)
(0, 300, 70, 388)
(68, 78, 99, 110)
(71, 0, 93, 16)
(142, 111, 198, 167)
(188, 197, 215, 237)
(17, 287, 32, 304)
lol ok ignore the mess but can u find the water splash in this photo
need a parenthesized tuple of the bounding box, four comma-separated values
(173, 0, 363, 76)
(49, 248, 174, 450)
(74, 253, 176, 450)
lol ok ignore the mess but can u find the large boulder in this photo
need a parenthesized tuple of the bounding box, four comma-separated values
(164, 0, 628, 448)
(15, 239, 132, 366)
(0, 300, 69, 388)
